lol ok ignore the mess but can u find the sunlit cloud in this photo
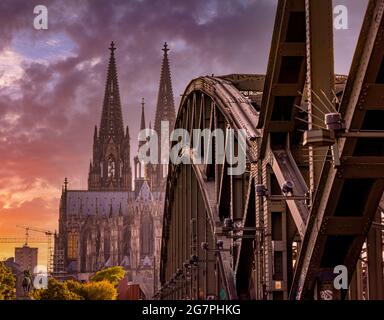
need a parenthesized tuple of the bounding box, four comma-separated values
(76, 57, 102, 71)
(0, 48, 24, 88)
(0, 176, 58, 210)
(2, 112, 21, 126)
(46, 39, 60, 47)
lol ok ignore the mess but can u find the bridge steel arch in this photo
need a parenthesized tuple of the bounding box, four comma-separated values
(158, 0, 384, 300)
(159, 75, 261, 300)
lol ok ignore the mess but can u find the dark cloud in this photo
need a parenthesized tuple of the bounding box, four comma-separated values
(0, 0, 370, 235)
(0, 0, 278, 189)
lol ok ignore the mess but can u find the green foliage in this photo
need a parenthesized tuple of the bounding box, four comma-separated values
(90, 266, 125, 286)
(32, 277, 117, 300)
(65, 279, 86, 297)
(32, 278, 82, 300)
(32, 266, 124, 300)
(82, 280, 117, 300)
(0, 262, 16, 300)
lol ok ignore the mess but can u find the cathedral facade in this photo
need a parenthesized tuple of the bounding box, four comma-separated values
(54, 42, 175, 297)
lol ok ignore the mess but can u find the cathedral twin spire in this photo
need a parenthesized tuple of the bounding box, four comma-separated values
(140, 42, 175, 140)
(99, 41, 125, 141)
(154, 42, 176, 136)
(140, 98, 146, 130)
(88, 42, 131, 191)
(89, 41, 176, 192)
(98, 41, 175, 143)
(150, 42, 176, 191)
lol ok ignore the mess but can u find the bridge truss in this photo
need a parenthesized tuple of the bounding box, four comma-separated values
(158, 0, 384, 300)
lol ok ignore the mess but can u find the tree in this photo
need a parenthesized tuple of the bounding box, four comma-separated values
(90, 266, 125, 287)
(0, 262, 16, 300)
(32, 278, 82, 300)
(31, 265, 124, 300)
(65, 279, 85, 297)
(32, 278, 117, 300)
(82, 280, 117, 300)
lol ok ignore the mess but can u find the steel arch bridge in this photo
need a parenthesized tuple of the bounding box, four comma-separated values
(158, 0, 384, 300)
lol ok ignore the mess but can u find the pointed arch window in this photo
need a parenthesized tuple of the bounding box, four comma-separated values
(162, 164, 168, 178)
(104, 228, 111, 262)
(67, 232, 78, 260)
(108, 155, 116, 178)
(140, 214, 153, 256)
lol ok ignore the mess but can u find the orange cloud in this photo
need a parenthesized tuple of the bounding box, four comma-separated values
(0, 197, 59, 267)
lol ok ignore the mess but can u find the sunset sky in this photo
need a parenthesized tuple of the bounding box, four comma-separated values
(0, 0, 368, 264)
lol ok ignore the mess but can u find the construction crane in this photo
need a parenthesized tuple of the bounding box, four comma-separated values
(16, 225, 55, 274)
(0, 238, 47, 243)
(0, 237, 48, 265)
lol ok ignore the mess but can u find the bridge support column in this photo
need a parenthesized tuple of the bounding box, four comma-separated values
(348, 260, 364, 300)
(367, 211, 384, 299)
(255, 162, 265, 300)
(314, 268, 342, 300)
(305, 0, 335, 201)
(262, 164, 289, 299)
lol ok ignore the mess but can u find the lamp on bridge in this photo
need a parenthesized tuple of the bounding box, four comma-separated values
(190, 254, 199, 267)
(223, 218, 234, 231)
(281, 180, 294, 196)
(325, 112, 344, 131)
(256, 184, 269, 196)
(255, 182, 309, 201)
(176, 268, 183, 277)
(200, 240, 227, 252)
(216, 240, 224, 250)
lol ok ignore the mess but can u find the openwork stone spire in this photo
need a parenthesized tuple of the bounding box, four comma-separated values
(139, 98, 146, 149)
(99, 41, 124, 141)
(88, 42, 132, 191)
(140, 97, 146, 132)
(154, 42, 176, 135)
(149, 42, 176, 192)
